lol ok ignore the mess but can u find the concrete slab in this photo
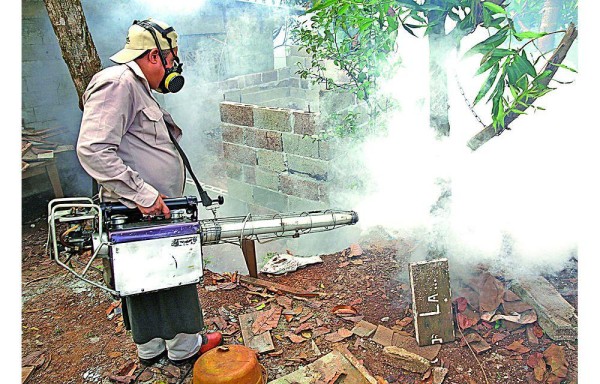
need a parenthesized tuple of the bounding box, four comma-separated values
(512, 276, 577, 341)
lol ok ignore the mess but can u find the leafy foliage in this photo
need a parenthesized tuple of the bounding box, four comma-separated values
(464, 2, 575, 129)
(292, 0, 576, 136)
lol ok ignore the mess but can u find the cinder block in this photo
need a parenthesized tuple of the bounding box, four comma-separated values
(225, 161, 243, 180)
(512, 276, 577, 341)
(255, 168, 280, 191)
(277, 67, 291, 80)
(223, 78, 240, 90)
(256, 149, 286, 173)
(248, 203, 279, 216)
(220, 102, 254, 127)
(253, 107, 292, 132)
(227, 178, 255, 204)
(279, 173, 322, 201)
(222, 142, 257, 166)
(287, 154, 328, 181)
(223, 90, 241, 103)
(261, 70, 278, 83)
(318, 140, 332, 161)
(287, 195, 328, 212)
(253, 186, 288, 212)
(221, 123, 244, 144)
(244, 73, 262, 87)
(22, 107, 36, 123)
(282, 132, 319, 158)
(292, 111, 319, 136)
(265, 131, 283, 152)
(242, 165, 256, 184)
(319, 89, 356, 114)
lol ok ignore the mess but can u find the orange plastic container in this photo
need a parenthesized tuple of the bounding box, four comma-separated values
(193, 345, 265, 384)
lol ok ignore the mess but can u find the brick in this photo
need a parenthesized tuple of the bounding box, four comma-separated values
(279, 174, 322, 201)
(255, 168, 280, 191)
(261, 70, 278, 83)
(220, 102, 254, 126)
(222, 142, 256, 166)
(253, 107, 292, 132)
(227, 179, 254, 204)
(253, 186, 288, 212)
(221, 123, 244, 144)
(287, 155, 328, 181)
(256, 150, 286, 173)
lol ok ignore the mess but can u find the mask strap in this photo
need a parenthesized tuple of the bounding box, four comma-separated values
(138, 20, 180, 63)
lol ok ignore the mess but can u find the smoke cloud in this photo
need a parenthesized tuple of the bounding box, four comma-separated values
(329, 26, 591, 278)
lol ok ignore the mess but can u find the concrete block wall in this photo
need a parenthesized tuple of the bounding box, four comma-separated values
(220, 101, 331, 214)
(218, 65, 320, 111)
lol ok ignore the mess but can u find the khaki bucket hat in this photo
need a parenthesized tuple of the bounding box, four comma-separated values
(110, 18, 178, 64)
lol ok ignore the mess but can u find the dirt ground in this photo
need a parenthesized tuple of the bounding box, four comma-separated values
(21, 221, 578, 384)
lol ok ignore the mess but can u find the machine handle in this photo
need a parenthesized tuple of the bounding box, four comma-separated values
(100, 196, 199, 216)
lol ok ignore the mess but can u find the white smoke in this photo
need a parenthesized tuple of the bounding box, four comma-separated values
(331, 25, 592, 277)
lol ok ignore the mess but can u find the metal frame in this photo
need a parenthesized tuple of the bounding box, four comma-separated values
(47, 198, 118, 296)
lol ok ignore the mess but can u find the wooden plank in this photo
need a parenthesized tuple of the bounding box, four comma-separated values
(239, 275, 320, 298)
(512, 276, 577, 341)
(22, 366, 35, 383)
(239, 311, 275, 354)
(409, 258, 455, 346)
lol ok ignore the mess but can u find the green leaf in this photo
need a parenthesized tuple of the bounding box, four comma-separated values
(483, 1, 507, 14)
(474, 63, 500, 105)
(514, 52, 536, 77)
(464, 29, 508, 57)
(490, 48, 515, 58)
(551, 62, 578, 73)
(401, 22, 418, 37)
(475, 56, 502, 75)
(513, 31, 548, 40)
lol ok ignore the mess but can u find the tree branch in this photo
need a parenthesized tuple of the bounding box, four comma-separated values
(467, 23, 578, 151)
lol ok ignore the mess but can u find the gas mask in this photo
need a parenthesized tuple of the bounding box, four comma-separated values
(134, 20, 185, 94)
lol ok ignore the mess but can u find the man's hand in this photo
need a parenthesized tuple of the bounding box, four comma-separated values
(137, 194, 171, 219)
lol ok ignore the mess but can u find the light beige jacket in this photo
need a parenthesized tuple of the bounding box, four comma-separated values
(77, 61, 185, 208)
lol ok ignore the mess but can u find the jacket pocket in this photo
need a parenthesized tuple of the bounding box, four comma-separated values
(140, 106, 171, 145)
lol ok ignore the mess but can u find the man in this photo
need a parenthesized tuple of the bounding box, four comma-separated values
(77, 18, 221, 366)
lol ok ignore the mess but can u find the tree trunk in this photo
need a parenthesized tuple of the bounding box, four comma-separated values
(538, 0, 562, 54)
(43, 0, 102, 110)
(427, 1, 452, 138)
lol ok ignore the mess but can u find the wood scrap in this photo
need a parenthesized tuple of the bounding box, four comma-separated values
(239, 275, 320, 298)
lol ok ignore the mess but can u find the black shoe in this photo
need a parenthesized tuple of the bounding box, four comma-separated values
(168, 353, 199, 367)
(139, 349, 167, 367)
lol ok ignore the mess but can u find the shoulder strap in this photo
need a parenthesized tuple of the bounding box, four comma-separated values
(166, 127, 221, 207)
